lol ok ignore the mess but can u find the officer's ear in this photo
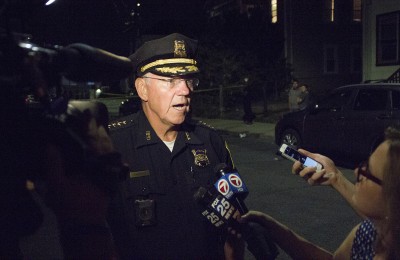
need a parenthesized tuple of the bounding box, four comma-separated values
(135, 77, 148, 101)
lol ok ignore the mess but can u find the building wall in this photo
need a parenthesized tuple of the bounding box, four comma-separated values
(284, 0, 362, 96)
(363, 0, 400, 82)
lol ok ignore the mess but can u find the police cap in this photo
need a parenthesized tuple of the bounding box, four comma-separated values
(129, 33, 199, 77)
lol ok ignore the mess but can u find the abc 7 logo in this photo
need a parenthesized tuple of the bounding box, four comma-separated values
(217, 174, 243, 195)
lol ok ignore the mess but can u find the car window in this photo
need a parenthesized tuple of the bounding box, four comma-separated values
(318, 89, 352, 111)
(353, 89, 388, 111)
(392, 90, 400, 110)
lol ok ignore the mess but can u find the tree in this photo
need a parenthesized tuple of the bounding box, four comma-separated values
(197, 7, 290, 116)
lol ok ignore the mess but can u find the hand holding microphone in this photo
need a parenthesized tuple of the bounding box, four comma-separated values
(194, 163, 279, 260)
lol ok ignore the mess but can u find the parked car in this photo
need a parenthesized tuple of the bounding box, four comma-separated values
(119, 96, 141, 117)
(275, 83, 400, 168)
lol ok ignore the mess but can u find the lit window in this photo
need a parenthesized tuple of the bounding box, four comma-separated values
(376, 11, 400, 66)
(323, 0, 335, 22)
(271, 0, 277, 23)
(353, 0, 361, 22)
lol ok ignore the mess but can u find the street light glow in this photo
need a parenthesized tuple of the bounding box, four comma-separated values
(45, 0, 57, 6)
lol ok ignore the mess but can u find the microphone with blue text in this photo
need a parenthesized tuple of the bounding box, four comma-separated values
(193, 164, 279, 260)
(214, 163, 249, 214)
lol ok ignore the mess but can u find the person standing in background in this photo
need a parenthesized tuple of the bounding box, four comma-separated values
(242, 81, 256, 124)
(298, 84, 312, 110)
(288, 79, 301, 112)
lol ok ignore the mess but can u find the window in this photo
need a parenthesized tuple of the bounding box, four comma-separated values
(323, 0, 335, 22)
(271, 0, 277, 23)
(376, 11, 400, 66)
(353, 0, 361, 22)
(319, 90, 351, 111)
(354, 89, 388, 111)
(351, 46, 362, 73)
(324, 45, 338, 73)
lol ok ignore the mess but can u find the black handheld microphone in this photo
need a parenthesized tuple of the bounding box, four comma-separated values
(194, 186, 241, 229)
(194, 183, 279, 259)
(54, 43, 133, 82)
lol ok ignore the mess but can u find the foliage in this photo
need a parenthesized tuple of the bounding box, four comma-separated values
(197, 8, 291, 110)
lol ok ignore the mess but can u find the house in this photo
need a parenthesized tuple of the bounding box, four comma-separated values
(205, 0, 364, 96)
(283, 0, 363, 95)
(362, 0, 400, 83)
(202, 0, 400, 96)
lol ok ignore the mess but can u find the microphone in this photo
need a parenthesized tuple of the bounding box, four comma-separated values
(54, 43, 133, 82)
(214, 163, 249, 214)
(194, 186, 241, 229)
(194, 184, 279, 259)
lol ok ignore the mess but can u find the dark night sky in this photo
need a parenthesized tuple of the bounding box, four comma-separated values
(23, 0, 204, 56)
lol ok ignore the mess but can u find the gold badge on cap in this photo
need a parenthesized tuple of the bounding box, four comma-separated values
(192, 149, 210, 167)
(174, 40, 187, 58)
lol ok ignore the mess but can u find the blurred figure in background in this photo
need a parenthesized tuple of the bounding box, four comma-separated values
(2, 100, 126, 259)
(288, 79, 301, 112)
(242, 82, 256, 124)
(298, 84, 312, 110)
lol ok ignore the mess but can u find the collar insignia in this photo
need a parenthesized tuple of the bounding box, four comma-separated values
(146, 130, 151, 140)
(192, 149, 210, 167)
(185, 132, 191, 141)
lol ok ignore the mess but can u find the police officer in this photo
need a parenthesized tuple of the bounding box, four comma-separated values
(107, 33, 240, 259)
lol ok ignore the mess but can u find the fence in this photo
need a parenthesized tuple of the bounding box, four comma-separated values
(191, 85, 246, 118)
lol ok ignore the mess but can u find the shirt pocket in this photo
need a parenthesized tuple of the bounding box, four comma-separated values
(121, 172, 166, 228)
(189, 165, 215, 188)
(123, 171, 165, 199)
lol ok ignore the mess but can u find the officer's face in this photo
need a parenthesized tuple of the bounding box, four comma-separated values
(136, 73, 191, 127)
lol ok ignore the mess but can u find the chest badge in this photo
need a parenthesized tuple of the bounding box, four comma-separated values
(192, 149, 210, 167)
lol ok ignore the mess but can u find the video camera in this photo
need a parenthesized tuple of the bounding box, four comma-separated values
(0, 1, 133, 245)
(1, 29, 133, 189)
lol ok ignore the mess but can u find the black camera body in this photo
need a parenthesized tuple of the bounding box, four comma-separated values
(0, 1, 133, 257)
(0, 26, 132, 188)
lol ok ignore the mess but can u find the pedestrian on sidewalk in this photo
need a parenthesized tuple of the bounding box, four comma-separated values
(242, 80, 255, 124)
(288, 79, 301, 112)
(298, 84, 313, 110)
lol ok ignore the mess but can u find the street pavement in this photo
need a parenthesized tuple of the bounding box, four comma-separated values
(101, 98, 360, 260)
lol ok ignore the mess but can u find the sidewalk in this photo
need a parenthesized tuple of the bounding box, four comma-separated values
(194, 117, 276, 140)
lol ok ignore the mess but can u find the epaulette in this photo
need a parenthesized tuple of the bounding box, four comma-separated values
(108, 117, 134, 131)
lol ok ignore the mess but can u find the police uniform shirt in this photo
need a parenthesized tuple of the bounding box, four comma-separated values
(108, 110, 234, 259)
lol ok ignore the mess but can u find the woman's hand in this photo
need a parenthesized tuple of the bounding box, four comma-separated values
(292, 149, 342, 186)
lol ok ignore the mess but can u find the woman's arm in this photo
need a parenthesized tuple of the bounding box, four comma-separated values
(240, 211, 332, 260)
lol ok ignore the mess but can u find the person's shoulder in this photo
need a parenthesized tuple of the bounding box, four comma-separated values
(108, 114, 137, 133)
(186, 118, 217, 133)
(185, 119, 226, 146)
